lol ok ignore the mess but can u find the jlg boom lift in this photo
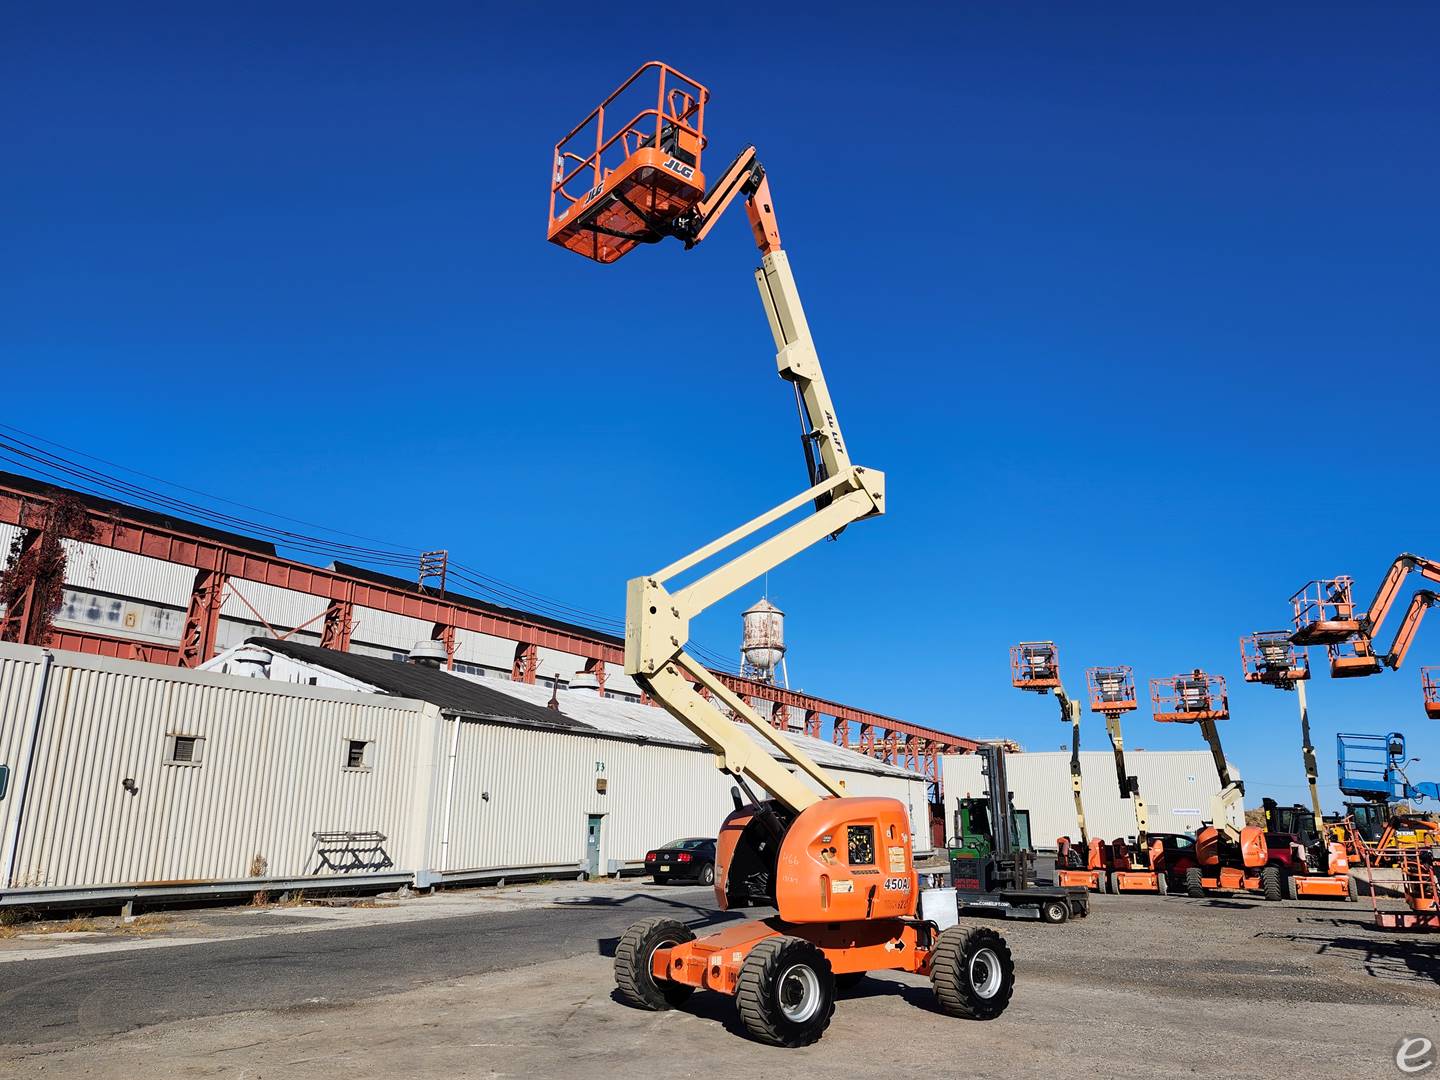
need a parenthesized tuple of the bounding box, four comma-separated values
(1010, 643, 1098, 888)
(1151, 672, 1280, 899)
(1290, 554, 1440, 714)
(1085, 664, 1175, 894)
(547, 62, 1014, 1047)
(1239, 631, 1355, 900)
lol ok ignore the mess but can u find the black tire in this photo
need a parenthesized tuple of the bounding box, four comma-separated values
(1347, 873, 1359, 902)
(735, 936, 835, 1048)
(699, 862, 715, 886)
(614, 917, 695, 1011)
(834, 971, 867, 992)
(1287, 874, 1299, 901)
(930, 925, 1015, 1020)
(1104, 872, 1115, 895)
(1040, 898, 1069, 924)
(1261, 864, 1283, 902)
(1155, 873, 1168, 897)
(1185, 866, 1205, 899)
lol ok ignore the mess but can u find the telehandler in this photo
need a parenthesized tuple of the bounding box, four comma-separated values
(548, 62, 1013, 1047)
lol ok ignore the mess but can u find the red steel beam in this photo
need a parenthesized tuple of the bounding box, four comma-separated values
(0, 478, 977, 761)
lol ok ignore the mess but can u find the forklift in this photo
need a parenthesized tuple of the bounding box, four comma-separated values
(948, 743, 1090, 924)
(549, 63, 1015, 1047)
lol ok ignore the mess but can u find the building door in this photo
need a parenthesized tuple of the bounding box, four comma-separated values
(585, 814, 604, 878)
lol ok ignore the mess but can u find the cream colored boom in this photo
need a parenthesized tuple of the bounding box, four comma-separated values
(1103, 712, 1150, 845)
(625, 248, 885, 814)
(1059, 691, 1089, 848)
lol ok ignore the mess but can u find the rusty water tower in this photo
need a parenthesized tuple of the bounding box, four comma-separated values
(740, 597, 788, 687)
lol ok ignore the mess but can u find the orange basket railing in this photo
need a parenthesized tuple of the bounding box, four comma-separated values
(549, 62, 708, 229)
(1151, 672, 1229, 722)
(1086, 665, 1137, 714)
(1240, 631, 1309, 685)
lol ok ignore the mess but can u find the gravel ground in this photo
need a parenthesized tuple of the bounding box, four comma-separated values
(3, 883, 1437, 1079)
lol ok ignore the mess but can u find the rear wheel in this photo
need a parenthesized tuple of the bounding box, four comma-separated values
(1185, 866, 1205, 898)
(930, 925, 1015, 1020)
(1287, 874, 1300, 901)
(699, 862, 715, 886)
(614, 917, 695, 1011)
(1155, 873, 1168, 896)
(735, 936, 835, 1047)
(1261, 864, 1283, 902)
(1040, 898, 1069, 924)
(1347, 873, 1359, 902)
(1104, 872, 1115, 894)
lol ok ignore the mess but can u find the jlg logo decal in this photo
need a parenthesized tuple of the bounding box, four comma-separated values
(662, 158, 694, 180)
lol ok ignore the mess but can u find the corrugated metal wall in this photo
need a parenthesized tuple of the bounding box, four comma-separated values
(0, 642, 931, 897)
(0, 644, 436, 890)
(941, 750, 1244, 849)
(430, 717, 932, 874)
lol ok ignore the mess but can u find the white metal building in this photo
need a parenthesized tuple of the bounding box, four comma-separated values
(0, 639, 928, 905)
(941, 750, 1244, 850)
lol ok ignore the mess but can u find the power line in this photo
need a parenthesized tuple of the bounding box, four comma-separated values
(0, 427, 745, 670)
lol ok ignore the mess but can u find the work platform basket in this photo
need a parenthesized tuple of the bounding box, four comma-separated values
(1290, 577, 1363, 646)
(1240, 631, 1309, 686)
(1151, 672, 1229, 723)
(547, 62, 709, 264)
(1423, 668, 1440, 720)
(1011, 641, 1061, 692)
(1086, 666, 1137, 715)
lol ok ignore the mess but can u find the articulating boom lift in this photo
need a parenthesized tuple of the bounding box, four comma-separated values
(1240, 632, 1354, 900)
(1084, 665, 1179, 894)
(1010, 643, 1092, 877)
(1152, 672, 1279, 899)
(1290, 553, 1440, 682)
(548, 63, 1013, 1047)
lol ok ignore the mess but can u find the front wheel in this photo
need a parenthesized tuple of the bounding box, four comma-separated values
(614, 917, 695, 1011)
(1185, 866, 1205, 898)
(1261, 864, 1283, 902)
(930, 925, 1015, 1020)
(735, 936, 836, 1047)
(1040, 898, 1069, 924)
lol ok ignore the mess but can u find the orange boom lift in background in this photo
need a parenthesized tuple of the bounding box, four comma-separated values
(1152, 672, 1278, 899)
(547, 63, 1014, 1047)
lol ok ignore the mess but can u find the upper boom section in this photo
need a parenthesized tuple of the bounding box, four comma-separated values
(549, 65, 885, 815)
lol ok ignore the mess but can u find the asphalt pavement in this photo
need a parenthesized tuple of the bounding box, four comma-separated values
(0, 884, 734, 1049)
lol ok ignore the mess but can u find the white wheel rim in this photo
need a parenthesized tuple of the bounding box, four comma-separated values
(969, 947, 1003, 999)
(648, 938, 679, 978)
(778, 962, 822, 1023)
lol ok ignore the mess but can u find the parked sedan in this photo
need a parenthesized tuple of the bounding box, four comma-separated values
(645, 837, 717, 885)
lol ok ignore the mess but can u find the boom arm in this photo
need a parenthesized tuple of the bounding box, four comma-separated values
(1359, 554, 1440, 636)
(1057, 690, 1089, 848)
(1101, 710, 1150, 851)
(626, 161, 885, 814)
(1384, 590, 1438, 670)
(1197, 717, 1244, 842)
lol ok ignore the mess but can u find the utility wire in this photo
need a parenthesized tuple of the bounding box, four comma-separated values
(0, 427, 744, 670)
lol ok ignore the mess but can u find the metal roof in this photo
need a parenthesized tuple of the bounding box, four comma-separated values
(458, 675, 917, 781)
(252, 638, 592, 733)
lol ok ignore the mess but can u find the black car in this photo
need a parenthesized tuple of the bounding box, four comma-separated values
(645, 837, 716, 885)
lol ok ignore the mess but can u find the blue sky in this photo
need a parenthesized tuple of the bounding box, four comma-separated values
(4, 5, 1437, 811)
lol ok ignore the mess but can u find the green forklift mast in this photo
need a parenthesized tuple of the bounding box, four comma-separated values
(949, 745, 1036, 892)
